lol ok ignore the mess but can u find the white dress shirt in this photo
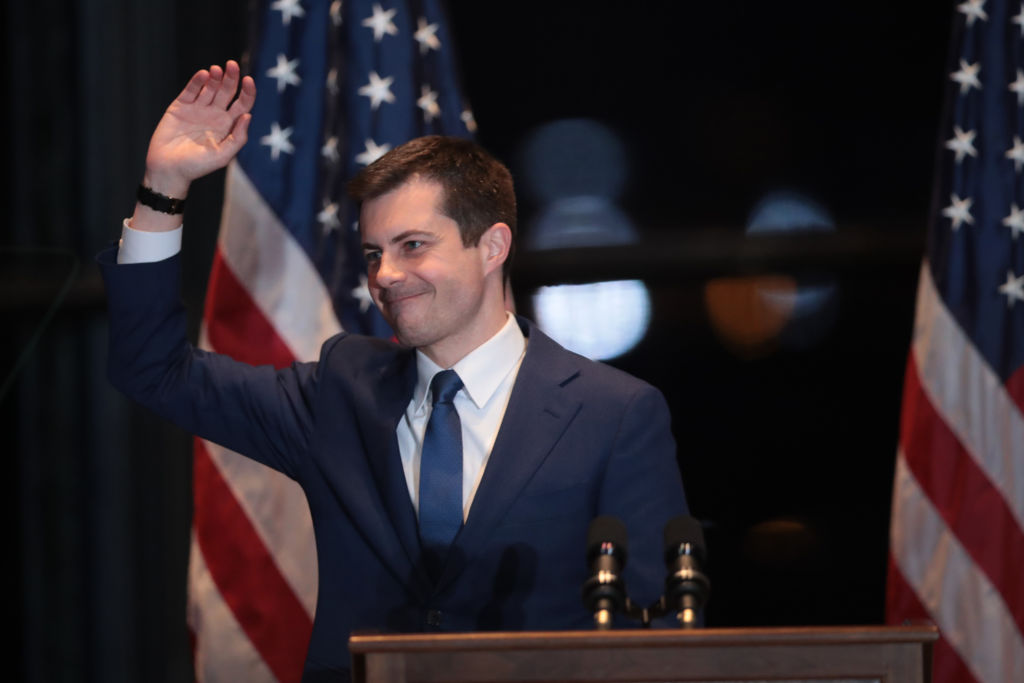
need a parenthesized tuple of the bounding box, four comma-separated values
(401, 314, 525, 521)
(116, 219, 526, 521)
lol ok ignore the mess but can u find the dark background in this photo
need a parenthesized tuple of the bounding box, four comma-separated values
(4, 1, 952, 680)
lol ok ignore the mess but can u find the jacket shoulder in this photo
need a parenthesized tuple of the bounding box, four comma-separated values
(317, 332, 414, 381)
(520, 317, 662, 403)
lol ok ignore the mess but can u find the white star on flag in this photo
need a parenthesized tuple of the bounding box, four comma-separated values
(414, 18, 441, 54)
(1009, 69, 1024, 107)
(997, 270, 1024, 307)
(330, 0, 343, 27)
(945, 126, 978, 163)
(1006, 135, 1024, 172)
(417, 85, 441, 122)
(318, 201, 341, 233)
(362, 3, 398, 42)
(355, 138, 390, 166)
(321, 136, 340, 162)
(951, 59, 982, 94)
(942, 193, 974, 230)
(957, 0, 988, 26)
(267, 54, 301, 93)
(271, 0, 305, 26)
(358, 71, 395, 110)
(351, 274, 374, 312)
(1014, 3, 1024, 37)
(1003, 204, 1024, 240)
(260, 122, 295, 160)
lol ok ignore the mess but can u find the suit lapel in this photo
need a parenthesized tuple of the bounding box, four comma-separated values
(437, 323, 582, 591)
(362, 354, 428, 578)
(313, 347, 432, 595)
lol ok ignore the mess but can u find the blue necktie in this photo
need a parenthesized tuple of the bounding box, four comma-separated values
(419, 369, 464, 579)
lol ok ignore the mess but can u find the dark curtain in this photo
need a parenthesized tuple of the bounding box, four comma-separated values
(4, 1, 244, 680)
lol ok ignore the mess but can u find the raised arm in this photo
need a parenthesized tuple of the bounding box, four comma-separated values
(100, 61, 333, 479)
(131, 60, 256, 233)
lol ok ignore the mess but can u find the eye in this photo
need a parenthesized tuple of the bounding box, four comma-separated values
(363, 249, 381, 264)
(403, 240, 423, 251)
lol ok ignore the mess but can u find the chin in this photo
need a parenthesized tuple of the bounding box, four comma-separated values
(390, 324, 429, 349)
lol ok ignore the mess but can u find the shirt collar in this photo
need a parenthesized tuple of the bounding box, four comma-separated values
(412, 313, 525, 414)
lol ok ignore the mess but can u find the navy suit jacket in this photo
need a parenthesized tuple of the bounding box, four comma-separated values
(99, 248, 688, 681)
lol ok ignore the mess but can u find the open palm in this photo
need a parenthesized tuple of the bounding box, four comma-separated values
(145, 60, 256, 195)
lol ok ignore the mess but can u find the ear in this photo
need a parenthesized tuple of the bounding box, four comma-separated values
(479, 222, 512, 276)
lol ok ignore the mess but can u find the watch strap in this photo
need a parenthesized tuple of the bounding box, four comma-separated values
(136, 185, 186, 215)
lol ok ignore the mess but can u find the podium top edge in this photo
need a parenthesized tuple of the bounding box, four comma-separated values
(349, 624, 939, 653)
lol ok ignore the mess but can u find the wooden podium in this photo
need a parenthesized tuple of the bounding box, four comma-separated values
(350, 625, 937, 683)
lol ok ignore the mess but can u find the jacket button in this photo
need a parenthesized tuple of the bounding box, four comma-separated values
(426, 609, 442, 627)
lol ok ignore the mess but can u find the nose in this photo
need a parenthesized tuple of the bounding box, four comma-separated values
(373, 252, 405, 288)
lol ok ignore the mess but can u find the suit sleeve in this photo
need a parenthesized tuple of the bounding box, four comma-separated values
(598, 382, 689, 611)
(99, 246, 328, 479)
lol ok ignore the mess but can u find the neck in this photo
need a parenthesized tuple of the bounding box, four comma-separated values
(421, 306, 509, 369)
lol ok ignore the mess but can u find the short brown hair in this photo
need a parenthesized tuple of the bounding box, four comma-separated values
(349, 136, 517, 275)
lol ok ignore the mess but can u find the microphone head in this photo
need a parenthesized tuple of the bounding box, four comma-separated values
(663, 515, 706, 564)
(587, 515, 628, 564)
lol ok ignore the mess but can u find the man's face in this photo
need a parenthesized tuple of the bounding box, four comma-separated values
(360, 178, 496, 363)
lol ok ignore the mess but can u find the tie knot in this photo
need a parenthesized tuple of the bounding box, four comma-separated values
(430, 369, 463, 405)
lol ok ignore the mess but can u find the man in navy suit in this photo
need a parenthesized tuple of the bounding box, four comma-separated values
(102, 61, 688, 681)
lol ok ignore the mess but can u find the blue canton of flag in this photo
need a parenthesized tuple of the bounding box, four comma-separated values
(240, 0, 476, 338)
(935, 0, 1024, 361)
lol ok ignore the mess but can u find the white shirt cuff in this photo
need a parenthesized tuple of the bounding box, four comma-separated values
(117, 218, 183, 264)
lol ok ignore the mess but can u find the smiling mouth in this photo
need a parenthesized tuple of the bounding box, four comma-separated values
(380, 290, 427, 305)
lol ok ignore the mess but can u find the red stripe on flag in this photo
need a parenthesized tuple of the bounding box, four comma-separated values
(204, 247, 295, 370)
(1007, 364, 1024, 416)
(886, 556, 978, 683)
(193, 438, 312, 683)
(900, 357, 1024, 634)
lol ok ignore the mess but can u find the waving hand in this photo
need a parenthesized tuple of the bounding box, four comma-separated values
(144, 60, 256, 198)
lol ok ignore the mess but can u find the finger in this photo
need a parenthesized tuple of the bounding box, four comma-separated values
(213, 60, 240, 109)
(221, 113, 252, 159)
(195, 64, 223, 106)
(176, 69, 210, 104)
(227, 76, 257, 119)
(234, 112, 252, 144)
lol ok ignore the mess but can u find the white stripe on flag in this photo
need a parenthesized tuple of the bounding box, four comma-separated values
(912, 261, 1024, 528)
(219, 162, 343, 362)
(891, 452, 1024, 683)
(188, 531, 277, 683)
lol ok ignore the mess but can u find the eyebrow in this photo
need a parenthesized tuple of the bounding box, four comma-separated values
(361, 229, 437, 251)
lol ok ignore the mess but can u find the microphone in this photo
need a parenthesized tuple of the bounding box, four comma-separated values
(581, 516, 628, 629)
(663, 516, 710, 628)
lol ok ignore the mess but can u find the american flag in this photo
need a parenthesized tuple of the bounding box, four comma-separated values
(188, 1, 474, 680)
(886, 1, 1024, 682)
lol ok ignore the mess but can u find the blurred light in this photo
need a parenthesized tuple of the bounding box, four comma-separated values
(741, 517, 823, 571)
(533, 280, 651, 361)
(746, 192, 834, 235)
(520, 118, 627, 203)
(528, 196, 634, 249)
(704, 275, 798, 353)
(704, 190, 839, 356)
(521, 118, 650, 360)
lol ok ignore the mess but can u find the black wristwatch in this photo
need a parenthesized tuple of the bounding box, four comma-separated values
(136, 184, 186, 215)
